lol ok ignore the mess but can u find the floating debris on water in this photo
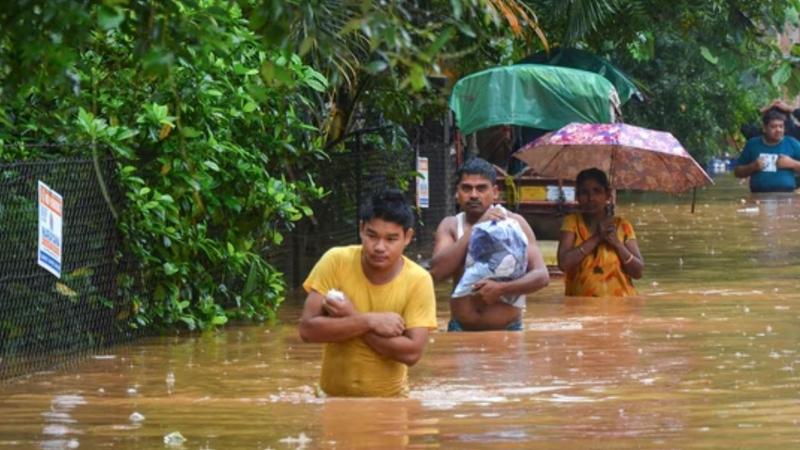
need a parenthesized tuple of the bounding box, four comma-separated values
(279, 432, 312, 446)
(163, 431, 186, 446)
(527, 321, 583, 331)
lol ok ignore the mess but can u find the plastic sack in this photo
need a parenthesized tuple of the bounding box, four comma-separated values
(452, 216, 528, 300)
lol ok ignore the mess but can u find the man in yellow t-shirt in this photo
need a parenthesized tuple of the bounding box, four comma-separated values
(299, 189, 437, 397)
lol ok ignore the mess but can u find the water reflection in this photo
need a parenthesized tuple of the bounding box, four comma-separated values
(2, 175, 800, 448)
(321, 398, 434, 449)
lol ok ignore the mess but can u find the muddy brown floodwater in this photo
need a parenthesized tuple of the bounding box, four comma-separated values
(2, 174, 800, 449)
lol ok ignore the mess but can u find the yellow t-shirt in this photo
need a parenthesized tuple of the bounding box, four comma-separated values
(561, 213, 637, 297)
(302, 245, 437, 397)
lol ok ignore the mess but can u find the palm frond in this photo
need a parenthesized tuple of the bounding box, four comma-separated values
(559, 0, 624, 45)
(484, 0, 549, 50)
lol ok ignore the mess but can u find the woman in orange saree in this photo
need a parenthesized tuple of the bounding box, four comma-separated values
(557, 168, 644, 297)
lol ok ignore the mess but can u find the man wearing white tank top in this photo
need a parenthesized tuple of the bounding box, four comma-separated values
(429, 158, 549, 331)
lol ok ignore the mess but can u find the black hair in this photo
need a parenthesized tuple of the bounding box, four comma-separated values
(455, 157, 496, 185)
(576, 167, 610, 191)
(763, 109, 787, 126)
(359, 189, 414, 230)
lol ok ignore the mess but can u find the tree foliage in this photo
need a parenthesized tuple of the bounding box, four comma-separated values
(1, 1, 327, 330)
(532, 0, 800, 161)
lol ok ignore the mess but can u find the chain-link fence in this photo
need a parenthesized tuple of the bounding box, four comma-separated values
(0, 158, 134, 380)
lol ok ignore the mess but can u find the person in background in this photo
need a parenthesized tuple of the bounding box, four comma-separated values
(734, 109, 800, 193)
(557, 168, 643, 297)
(429, 157, 549, 331)
(298, 189, 437, 397)
(740, 100, 800, 140)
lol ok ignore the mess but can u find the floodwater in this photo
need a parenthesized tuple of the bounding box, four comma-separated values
(3, 174, 800, 449)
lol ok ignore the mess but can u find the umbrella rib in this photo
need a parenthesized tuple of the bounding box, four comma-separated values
(653, 151, 696, 193)
(648, 151, 679, 193)
(536, 145, 566, 177)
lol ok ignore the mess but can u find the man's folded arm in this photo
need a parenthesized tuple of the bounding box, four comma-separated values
(362, 327, 430, 366)
(298, 291, 372, 343)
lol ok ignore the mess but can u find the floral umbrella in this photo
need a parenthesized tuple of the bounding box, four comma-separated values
(513, 122, 713, 193)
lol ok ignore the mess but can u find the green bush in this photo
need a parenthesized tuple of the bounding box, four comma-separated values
(1, 2, 325, 331)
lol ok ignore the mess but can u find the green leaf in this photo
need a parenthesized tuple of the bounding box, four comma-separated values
(180, 127, 202, 138)
(179, 316, 196, 329)
(211, 315, 229, 326)
(97, 5, 125, 30)
(424, 26, 456, 60)
(699, 46, 718, 65)
(772, 63, 792, 87)
(204, 160, 220, 171)
(450, 0, 463, 19)
(261, 61, 295, 87)
(365, 60, 388, 74)
(163, 262, 179, 275)
(786, 4, 800, 26)
(116, 128, 138, 141)
(455, 21, 476, 38)
(77, 108, 95, 134)
(305, 79, 327, 92)
(407, 65, 427, 90)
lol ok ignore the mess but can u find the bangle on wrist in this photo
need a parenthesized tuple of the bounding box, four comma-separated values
(623, 253, 635, 264)
(578, 245, 587, 256)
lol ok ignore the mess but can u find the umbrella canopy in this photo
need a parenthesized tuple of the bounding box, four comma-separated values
(513, 122, 713, 193)
(519, 48, 644, 104)
(449, 64, 619, 135)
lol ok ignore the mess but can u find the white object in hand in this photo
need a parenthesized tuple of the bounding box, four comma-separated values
(759, 153, 778, 172)
(326, 289, 345, 302)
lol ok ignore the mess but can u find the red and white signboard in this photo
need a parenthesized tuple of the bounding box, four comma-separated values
(37, 181, 63, 278)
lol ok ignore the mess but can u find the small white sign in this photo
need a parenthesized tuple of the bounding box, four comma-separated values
(416, 157, 429, 209)
(545, 185, 575, 202)
(562, 186, 575, 202)
(37, 181, 63, 278)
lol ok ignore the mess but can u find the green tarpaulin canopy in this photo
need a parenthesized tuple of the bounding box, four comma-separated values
(519, 48, 643, 104)
(450, 64, 619, 135)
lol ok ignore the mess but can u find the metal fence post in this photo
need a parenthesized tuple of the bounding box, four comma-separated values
(355, 135, 362, 243)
